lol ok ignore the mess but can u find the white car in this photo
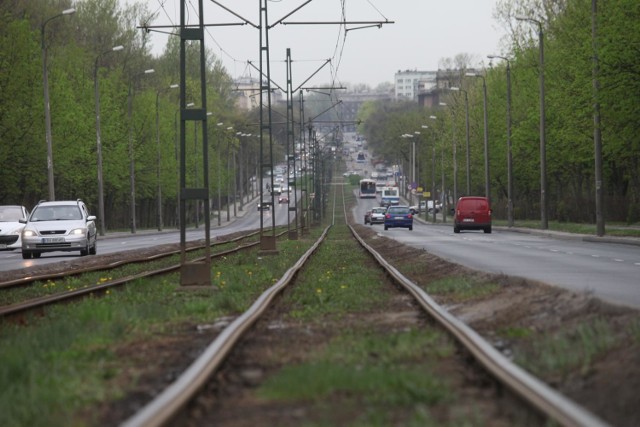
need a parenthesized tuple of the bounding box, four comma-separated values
(20, 200, 97, 259)
(0, 205, 29, 250)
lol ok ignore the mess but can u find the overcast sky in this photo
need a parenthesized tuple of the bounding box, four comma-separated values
(130, 0, 507, 88)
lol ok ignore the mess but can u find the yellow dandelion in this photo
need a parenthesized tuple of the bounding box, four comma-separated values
(316, 288, 322, 294)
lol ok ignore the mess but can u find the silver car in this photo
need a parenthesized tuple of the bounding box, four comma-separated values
(0, 205, 29, 250)
(20, 200, 97, 259)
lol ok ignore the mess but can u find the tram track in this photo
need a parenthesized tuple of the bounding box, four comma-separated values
(0, 229, 288, 320)
(119, 179, 609, 427)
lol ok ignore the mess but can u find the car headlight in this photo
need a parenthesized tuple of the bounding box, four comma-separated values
(22, 229, 38, 237)
(69, 228, 87, 236)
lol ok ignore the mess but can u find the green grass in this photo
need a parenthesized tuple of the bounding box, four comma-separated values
(493, 219, 640, 237)
(258, 328, 454, 423)
(285, 225, 388, 320)
(515, 317, 619, 378)
(0, 234, 319, 427)
(426, 276, 499, 301)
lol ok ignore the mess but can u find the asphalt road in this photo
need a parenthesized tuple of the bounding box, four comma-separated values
(0, 195, 294, 274)
(356, 196, 640, 309)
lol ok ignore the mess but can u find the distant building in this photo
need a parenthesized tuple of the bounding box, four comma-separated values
(395, 69, 471, 107)
(232, 76, 282, 111)
(394, 70, 437, 100)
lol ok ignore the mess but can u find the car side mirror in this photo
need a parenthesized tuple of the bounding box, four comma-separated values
(19, 218, 27, 224)
(87, 215, 97, 221)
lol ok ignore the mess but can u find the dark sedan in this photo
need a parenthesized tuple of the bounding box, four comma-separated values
(383, 205, 413, 231)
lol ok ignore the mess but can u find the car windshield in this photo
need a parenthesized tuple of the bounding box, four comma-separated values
(32, 206, 82, 221)
(373, 208, 387, 213)
(388, 207, 410, 214)
(0, 206, 24, 222)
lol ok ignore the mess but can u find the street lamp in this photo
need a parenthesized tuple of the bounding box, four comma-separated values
(216, 122, 224, 226)
(516, 16, 547, 229)
(155, 83, 179, 231)
(465, 72, 491, 203)
(401, 133, 415, 205)
(488, 54, 514, 227)
(94, 44, 124, 236)
(424, 116, 439, 224)
(41, 7, 75, 201)
(438, 101, 452, 223)
(128, 68, 155, 233)
(225, 126, 234, 222)
(450, 86, 471, 195)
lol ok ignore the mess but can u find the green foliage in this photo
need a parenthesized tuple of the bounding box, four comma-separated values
(0, 2, 243, 230)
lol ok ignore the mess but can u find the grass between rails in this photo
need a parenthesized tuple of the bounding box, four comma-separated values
(0, 230, 320, 427)
(249, 218, 504, 425)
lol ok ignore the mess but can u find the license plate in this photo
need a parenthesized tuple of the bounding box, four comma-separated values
(463, 218, 475, 222)
(43, 237, 65, 244)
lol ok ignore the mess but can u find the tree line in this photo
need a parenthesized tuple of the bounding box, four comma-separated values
(0, 0, 264, 230)
(358, 0, 639, 226)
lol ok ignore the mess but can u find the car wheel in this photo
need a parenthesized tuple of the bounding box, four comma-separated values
(454, 226, 460, 234)
(384, 225, 388, 230)
(80, 241, 89, 256)
(409, 225, 413, 231)
(22, 251, 31, 259)
(90, 240, 97, 255)
(484, 226, 492, 234)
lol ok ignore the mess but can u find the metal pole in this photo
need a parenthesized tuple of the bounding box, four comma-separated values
(94, 56, 105, 235)
(156, 92, 162, 231)
(464, 91, 470, 195)
(217, 124, 222, 226)
(128, 69, 154, 234)
(506, 61, 513, 227)
(593, 0, 604, 236)
(481, 76, 490, 204)
(128, 80, 136, 233)
(41, 9, 75, 201)
(539, 23, 548, 229)
(94, 46, 123, 236)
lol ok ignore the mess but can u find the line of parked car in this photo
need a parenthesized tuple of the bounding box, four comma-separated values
(0, 199, 98, 259)
(364, 196, 492, 234)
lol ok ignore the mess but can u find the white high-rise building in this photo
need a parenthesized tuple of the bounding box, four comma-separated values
(394, 70, 437, 100)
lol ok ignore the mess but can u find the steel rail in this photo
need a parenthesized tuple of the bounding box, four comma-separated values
(0, 229, 262, 290)
(0, 242, 260, 320)
(121, 225, 331, 427)
(349, 224, 610, 427)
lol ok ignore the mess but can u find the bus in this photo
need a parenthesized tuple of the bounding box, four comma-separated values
(359, 179, 377, 198)
(380, 186, 400, 207)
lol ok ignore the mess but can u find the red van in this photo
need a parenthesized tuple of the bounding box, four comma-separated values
(453, 196, 492, 234)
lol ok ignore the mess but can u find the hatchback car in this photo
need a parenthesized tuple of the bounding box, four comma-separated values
(20, 200, 97, 259)
(384, 205, 413, 230)
(0, 205, 29, 250)
(369, 206, 387, 225)
(453, 196, 492, 233)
